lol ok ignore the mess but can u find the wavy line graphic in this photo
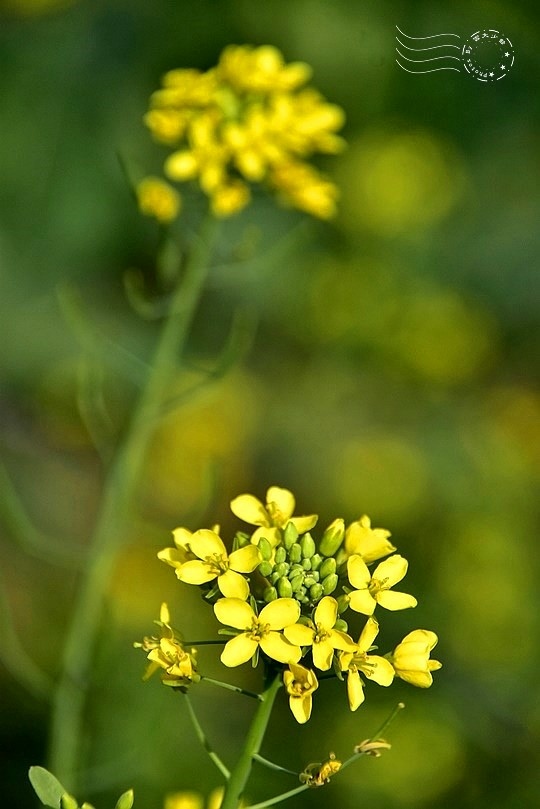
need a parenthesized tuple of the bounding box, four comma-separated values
(395, 25, 462, 74)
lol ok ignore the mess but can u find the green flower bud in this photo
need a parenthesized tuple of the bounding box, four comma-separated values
(319, 557, 337, 579)
(277, 577, 293, 598)
(310, 553, 322, 571)
(290, 574, 304, 592)
(297, 585, 307, 598)
(303, 575, 316, 588)
(311, 570, 320, 583)
(334, 618, 348, 633)
(270, 571, 281, 585)
(258, 536, 273, 562)
(232, 531, 251, 550)
(321, 573, 339, 595)
(258, 561, 273, 578)
(302, 558, 312, 571)
(274, 561, 289, 578)
(319, 518, 345, 557)
(274, 545, 287, 564)
(309, 583, 324, 601)
(300, 533, 316, 559)
(289, 543, 302, 564)
(336, 593, 350, 613)
(283, 521, 299, 549)
(61, 795, 78, 809)
(289, 563, 304, 576)
(263, 586, 278, 602)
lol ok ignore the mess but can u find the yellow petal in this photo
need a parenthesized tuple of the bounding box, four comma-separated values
(312, 638, 334, 671)
(221, 634, 258, 667)
(314, 596, 338, 630)
(165, 150, 198, 181)
(250, 526, 281, 548)
(348, 589, 377, 615)
(357, 616, 379, 652)
(283, 623, 315, 646)
(290, 514, 319, 533)
(160, 603, 171, 624)
(158, 547, 185, 568)
(347, 669, 365, 711)
(395, 668, 434, 688)
(289, 694, 312, 723)
(259, 598, 300, 630)
(372, 554, 408, 587)
(260, 631, 301, 664)
(329, 629, 357, 652)
(214, 597, 254, 629)
(172, 527, 192, 549)
(344, 516, 395, 563)
(230, 494, 270, 526)
(189, 529, 226, 560)
(364, 655, 395, 686)
(376, 590, 417, 611)
(177, 560, 216, 585)
(266, 486, 295, 520)
(347, 555, 371, 589)
(218, 570, 249, 599)
(228, 544, 261, 573)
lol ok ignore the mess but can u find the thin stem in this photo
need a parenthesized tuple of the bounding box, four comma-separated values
(341, 701, 405, 771)
(184, 695, 230, 780)
(220, 670, 282, 809)
(48, 216, 218, 790)
(201, 676, 262, 700)
(253, 754, 298, 777)
(243, 785, 309, 809)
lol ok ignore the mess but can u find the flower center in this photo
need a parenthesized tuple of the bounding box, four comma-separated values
(368, 576, 388, 595)
(314, 623, 330, 644)
(203, 553, 229, 576)
(247, 618, 271, 642)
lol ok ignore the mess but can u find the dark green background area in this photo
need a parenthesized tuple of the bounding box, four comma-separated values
(1, 1, 539, 808)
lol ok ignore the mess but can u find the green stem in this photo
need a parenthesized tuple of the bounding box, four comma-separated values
(201, 676, 262, 700)
(253, 754, 297, 776)
(243, 785, 309, 809)
(184, 695, 230, 779)
(48, 216, 218, 790)
(220, 670, 282, 809)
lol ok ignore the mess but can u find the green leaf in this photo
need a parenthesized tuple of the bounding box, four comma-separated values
(115, 789, 134, 809)
(28, 767, 68, 808)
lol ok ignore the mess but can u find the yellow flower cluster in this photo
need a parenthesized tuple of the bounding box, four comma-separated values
(134, 602, 199, 687)
(138, 45, 345, 223)
(149, 486, 441, 723)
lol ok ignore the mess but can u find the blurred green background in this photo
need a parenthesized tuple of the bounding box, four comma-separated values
(1, 0, 539, 808)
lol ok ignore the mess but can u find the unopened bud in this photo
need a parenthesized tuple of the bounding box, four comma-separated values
(289, 543, 302, 564)
(309, 583, 324, 601)
(277, 577, 293, 598)
(258, 537, 273, 561)
(334, 618, 348, 632)
(300, 533, 316, 559)
(274, 561, 289, 578)
(319, 518, 345, 556)
(310, 553, 322, 570)
(290, 574, 304, 592)
(283, 522, 299, 549)
(275, 546, 287, 564)
(319, 557, 337, 579)
(302, 558, 312, 571)
(263, 586, 278, 602)
(336, 593, 350, 613)
(258, 561, 273, 578)
(321, 573, 339, 595)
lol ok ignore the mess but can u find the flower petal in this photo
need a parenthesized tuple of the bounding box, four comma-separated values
(267, 486, 295, 520)
(189, 528, 227, 560)
(229, 544, 261, 573)
(283, 623, 315, 646)
(344, 516, 396, 563)
(231, 494, 270, 526)
(214, 598, 254, 629)
(218, 570, 249, 599)
(157, 547, 185, 569)
(347, 669, 365, 711)
(364, 655, 395, 686)
(172, 527, 193, 550)
(376, 590, 417, 611)
(348, 588, 377, 615)
(177, 560, 216, 585)
(373, 554, 408, 587)
(314, 596, 338, 630)
(357, 616, 379, 652)
(290, 515, 318, 533)
(260, 631, 302, 664)
(251, 526, 281, 548)
(259, 598, 300, 629)
(221, 634, 258, 667)
(312, 638, 335, 671)
(347, 555, 371, 589)
(289, 694, 312, 724)
(329, 629, 357, 652)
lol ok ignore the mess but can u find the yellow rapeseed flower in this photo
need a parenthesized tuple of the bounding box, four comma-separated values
(283, 596, 356, 671)
(137, 176, 181, 223)
(144, 44, 345, 218)
(347, 554, 417, 615)
(134, 603, 198, 687)
(387, 629, 442, 687)
(214, 597, 302, 666)
(231, 485, 318, 548)
(300, 752, 342, 787)
(339, 617, 394, 711)
(283, 663, 319, 723)
(343, 515, 396, 563)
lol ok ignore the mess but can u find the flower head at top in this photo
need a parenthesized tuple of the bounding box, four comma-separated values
(139, 44, 345, 222)
(159, 528, 260, 600)
(347, 554, 417, 616)
(283, 596, 356, 671)
(214, 597, 302, 667)
(231, 485, 318, 548)
(339, 617, 394, 711)
(387, 629, 442, 688)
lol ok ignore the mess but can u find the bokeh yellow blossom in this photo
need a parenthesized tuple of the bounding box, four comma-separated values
(144, 45, 345, 218)
(388, 629, 442, 687)
(137, 176, 181, 223)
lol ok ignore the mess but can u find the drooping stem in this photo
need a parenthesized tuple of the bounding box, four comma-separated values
(184, 695, 230, 779)
(220, 670, 282, 809)
(48, 216, 218, 790)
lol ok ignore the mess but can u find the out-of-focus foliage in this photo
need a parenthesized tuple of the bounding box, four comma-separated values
(1, 2, 539, 809)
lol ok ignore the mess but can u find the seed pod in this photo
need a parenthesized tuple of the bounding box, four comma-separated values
(277, 577, 293, 598)
(289, 543, 302, 564)
(263, 586, 278, 602)
(302, 558, 312, 571)
(274, 546, 287, 565)
(319, 557, 337, 579)
(283, 522, 299, 549)
(258, 561, 273, 578)
(319, 518, 345, 556)
(321, 573, 339, 595)
(258, 536, 273, 562)
(290, 574, 304, 592)
(310, 553, 322, 571)
(274, 561, 289, 578)
(309, 583, 324, 601)
(300, 533, 316, 559)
